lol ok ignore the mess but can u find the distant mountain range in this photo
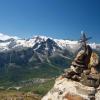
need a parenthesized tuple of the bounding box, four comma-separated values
(0, 33, 100, 86)
(0, 33, 100, 53)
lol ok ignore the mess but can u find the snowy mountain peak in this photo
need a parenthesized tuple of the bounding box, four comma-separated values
(33, 35, 49, 39)
(0, 33, 99, 53)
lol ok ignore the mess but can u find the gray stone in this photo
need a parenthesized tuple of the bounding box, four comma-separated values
(80, 73, 100, 88)
(83, 70, 91, 75)
(72, 75, 81, 81)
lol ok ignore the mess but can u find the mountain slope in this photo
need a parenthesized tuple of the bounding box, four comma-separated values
(0, 33, 99, 86)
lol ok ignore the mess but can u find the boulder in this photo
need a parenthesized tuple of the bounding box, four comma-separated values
(91, 67, 98, 74)
(63, 68, 77, 79)
(42, 77, 96, 100)
(83, 70, 91, 75)
(89, 52, 99, 67)
(95, 86, 100, 100)
(80, 73, 100, 88)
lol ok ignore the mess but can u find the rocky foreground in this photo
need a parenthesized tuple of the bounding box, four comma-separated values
(42, 76, 100, 100)
(42, 34, 100, 100)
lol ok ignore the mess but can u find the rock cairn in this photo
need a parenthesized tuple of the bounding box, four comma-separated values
(42, 33, 100, 100)
(63, 33, 100, 88)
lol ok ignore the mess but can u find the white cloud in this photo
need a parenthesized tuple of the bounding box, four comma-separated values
(0, 33, 20, 40)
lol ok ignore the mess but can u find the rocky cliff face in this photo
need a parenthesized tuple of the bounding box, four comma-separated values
(42, 76, 100, 100)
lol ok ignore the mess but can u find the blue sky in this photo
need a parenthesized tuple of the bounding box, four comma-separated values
(0, 0, 100, 43)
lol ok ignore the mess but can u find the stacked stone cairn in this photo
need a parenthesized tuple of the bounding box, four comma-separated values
(63, 44, 100, 88)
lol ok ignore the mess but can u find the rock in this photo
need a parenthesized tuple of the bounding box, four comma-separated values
(72, 45, 92, 69)
(72, 75, 81, 81)
(83, 70, 91, 75)
(91, 67, 98, 74)
(70, 45, 92, 75)
(85, 45, 93, 66)
(75, 50, 85, 60)
(89, 52, 99, 67)
(62, 68, 77, 79)
(72, 61, 86, 69)
(72, 54, 86, 69)
(71, 50, 86, 69)
(70, 65, 82, 74)
(80, 73, 100, 88)
(42, 77, 96, 100)
(95, 89, 100, 100)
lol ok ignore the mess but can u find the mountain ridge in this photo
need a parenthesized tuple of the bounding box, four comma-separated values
(0, 33, 100, 53)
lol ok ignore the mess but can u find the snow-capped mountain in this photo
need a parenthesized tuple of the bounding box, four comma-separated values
(0, 33, 99, 53)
